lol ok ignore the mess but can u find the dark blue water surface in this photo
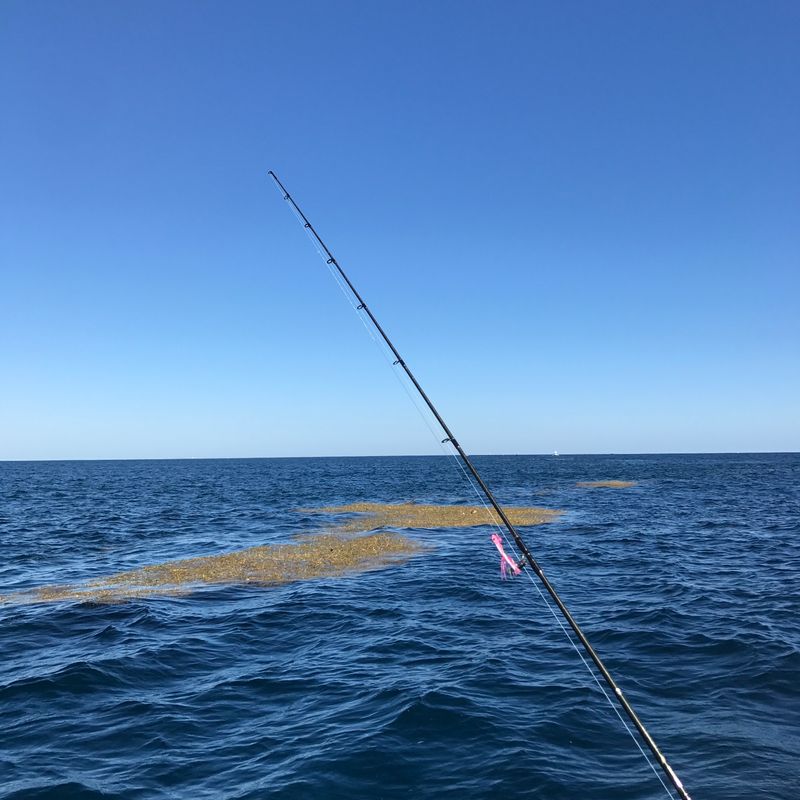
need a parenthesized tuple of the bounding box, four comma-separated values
(1, 454, 798, 800)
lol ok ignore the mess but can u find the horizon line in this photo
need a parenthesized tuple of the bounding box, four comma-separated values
(1, 450, 798, 464)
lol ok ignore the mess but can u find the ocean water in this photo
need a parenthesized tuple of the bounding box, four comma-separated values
(0, 453, 798, 800)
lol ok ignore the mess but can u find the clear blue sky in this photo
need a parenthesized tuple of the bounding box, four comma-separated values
(1, 1, 798, 459)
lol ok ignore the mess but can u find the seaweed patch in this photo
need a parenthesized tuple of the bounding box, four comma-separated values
(310, 502, 561, 532)
(1, 532, 424, 605)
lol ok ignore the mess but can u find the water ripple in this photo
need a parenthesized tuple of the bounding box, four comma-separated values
(1, 454, 798, 799)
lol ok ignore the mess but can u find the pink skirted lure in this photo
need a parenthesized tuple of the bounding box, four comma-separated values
(490, 533, 521, 579)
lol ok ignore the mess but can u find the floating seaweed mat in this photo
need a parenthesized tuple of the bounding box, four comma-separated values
(0, 532, 424, 605)
(576, 481, 637, 489)
(311, 502, 562, 533)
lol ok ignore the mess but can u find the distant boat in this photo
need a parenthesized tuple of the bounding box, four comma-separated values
(553, 450, 559, 457)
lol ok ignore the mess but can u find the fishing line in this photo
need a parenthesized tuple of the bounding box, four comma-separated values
(310, 228, 666, 794)
(421, 431, 677, 794)
(522, 565, 678, 799)
(267, 171, 692, 800)
(428, 437, 677, 797)
(288, 194, 479, 488)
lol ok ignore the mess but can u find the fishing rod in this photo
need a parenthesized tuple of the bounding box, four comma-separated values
(267, 170, 691, 800)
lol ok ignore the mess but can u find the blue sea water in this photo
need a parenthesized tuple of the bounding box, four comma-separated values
(0, 453, 798, 800)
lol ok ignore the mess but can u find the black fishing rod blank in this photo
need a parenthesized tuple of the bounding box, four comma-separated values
(267, 170, 691, 800)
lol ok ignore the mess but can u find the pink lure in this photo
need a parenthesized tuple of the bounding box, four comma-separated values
(490, 533, 521, 579)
